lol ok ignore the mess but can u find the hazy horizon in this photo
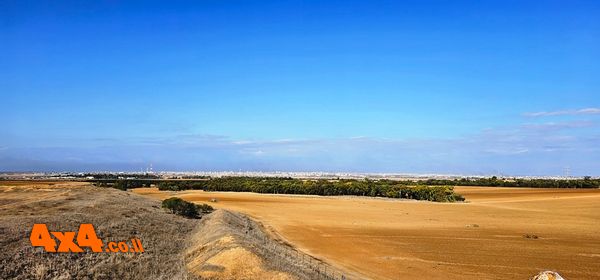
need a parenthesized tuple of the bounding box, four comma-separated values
(2, 1, 599, 176)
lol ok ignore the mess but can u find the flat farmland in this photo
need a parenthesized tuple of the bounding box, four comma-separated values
(133, 187, 600, 280)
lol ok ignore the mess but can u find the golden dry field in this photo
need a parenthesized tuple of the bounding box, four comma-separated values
(134, 186, 600, 280)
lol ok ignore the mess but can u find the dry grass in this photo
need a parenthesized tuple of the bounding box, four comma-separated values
(0, 182, 198, 280)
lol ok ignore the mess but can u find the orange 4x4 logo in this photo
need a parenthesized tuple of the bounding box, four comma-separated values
(30, 224, 144, 253)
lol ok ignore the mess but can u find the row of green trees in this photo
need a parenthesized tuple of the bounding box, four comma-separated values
(93, 176, 598, 202)
(416, 176, 600, 188)
(156, 177, 465, 202)
(89, 176, 600, 190)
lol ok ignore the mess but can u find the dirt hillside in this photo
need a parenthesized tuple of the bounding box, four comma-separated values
(187, 209, 348, 280)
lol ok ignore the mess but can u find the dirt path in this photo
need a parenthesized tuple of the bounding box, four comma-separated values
(134, 187, 600, 280)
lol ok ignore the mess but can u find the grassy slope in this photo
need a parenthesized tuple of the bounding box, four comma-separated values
(0, 182, 198, 280)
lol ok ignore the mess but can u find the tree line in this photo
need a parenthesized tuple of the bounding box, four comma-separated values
(415, 176, 600, 188)
(92, 176, 599, 202)
(156, 177, 466, 202)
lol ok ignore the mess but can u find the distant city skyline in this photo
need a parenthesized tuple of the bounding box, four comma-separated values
(2, 1, 599, 176)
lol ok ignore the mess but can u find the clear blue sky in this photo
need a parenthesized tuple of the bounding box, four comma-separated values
(1, 0, 599, 175)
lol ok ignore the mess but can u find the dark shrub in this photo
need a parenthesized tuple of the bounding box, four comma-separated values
(197, 203, 214, 213)
(114, 180, 129, 191)
(161, 197, 200, 218)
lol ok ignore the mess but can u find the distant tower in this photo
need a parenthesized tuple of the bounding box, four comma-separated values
(563, 166, 571, 178)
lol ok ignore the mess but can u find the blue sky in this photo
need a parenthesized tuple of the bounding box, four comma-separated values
(1, 1, 599, 175)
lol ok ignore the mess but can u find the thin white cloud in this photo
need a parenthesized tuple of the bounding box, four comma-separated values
(520, 121, 595, 131)
(524, 108, 600, 117)
(484, 148, 529, 155)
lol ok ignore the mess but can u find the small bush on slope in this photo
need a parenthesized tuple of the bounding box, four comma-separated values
(162, 197, 214, 218)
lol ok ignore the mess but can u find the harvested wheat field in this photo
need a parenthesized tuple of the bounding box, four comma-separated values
(134, 186, 600, 280)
